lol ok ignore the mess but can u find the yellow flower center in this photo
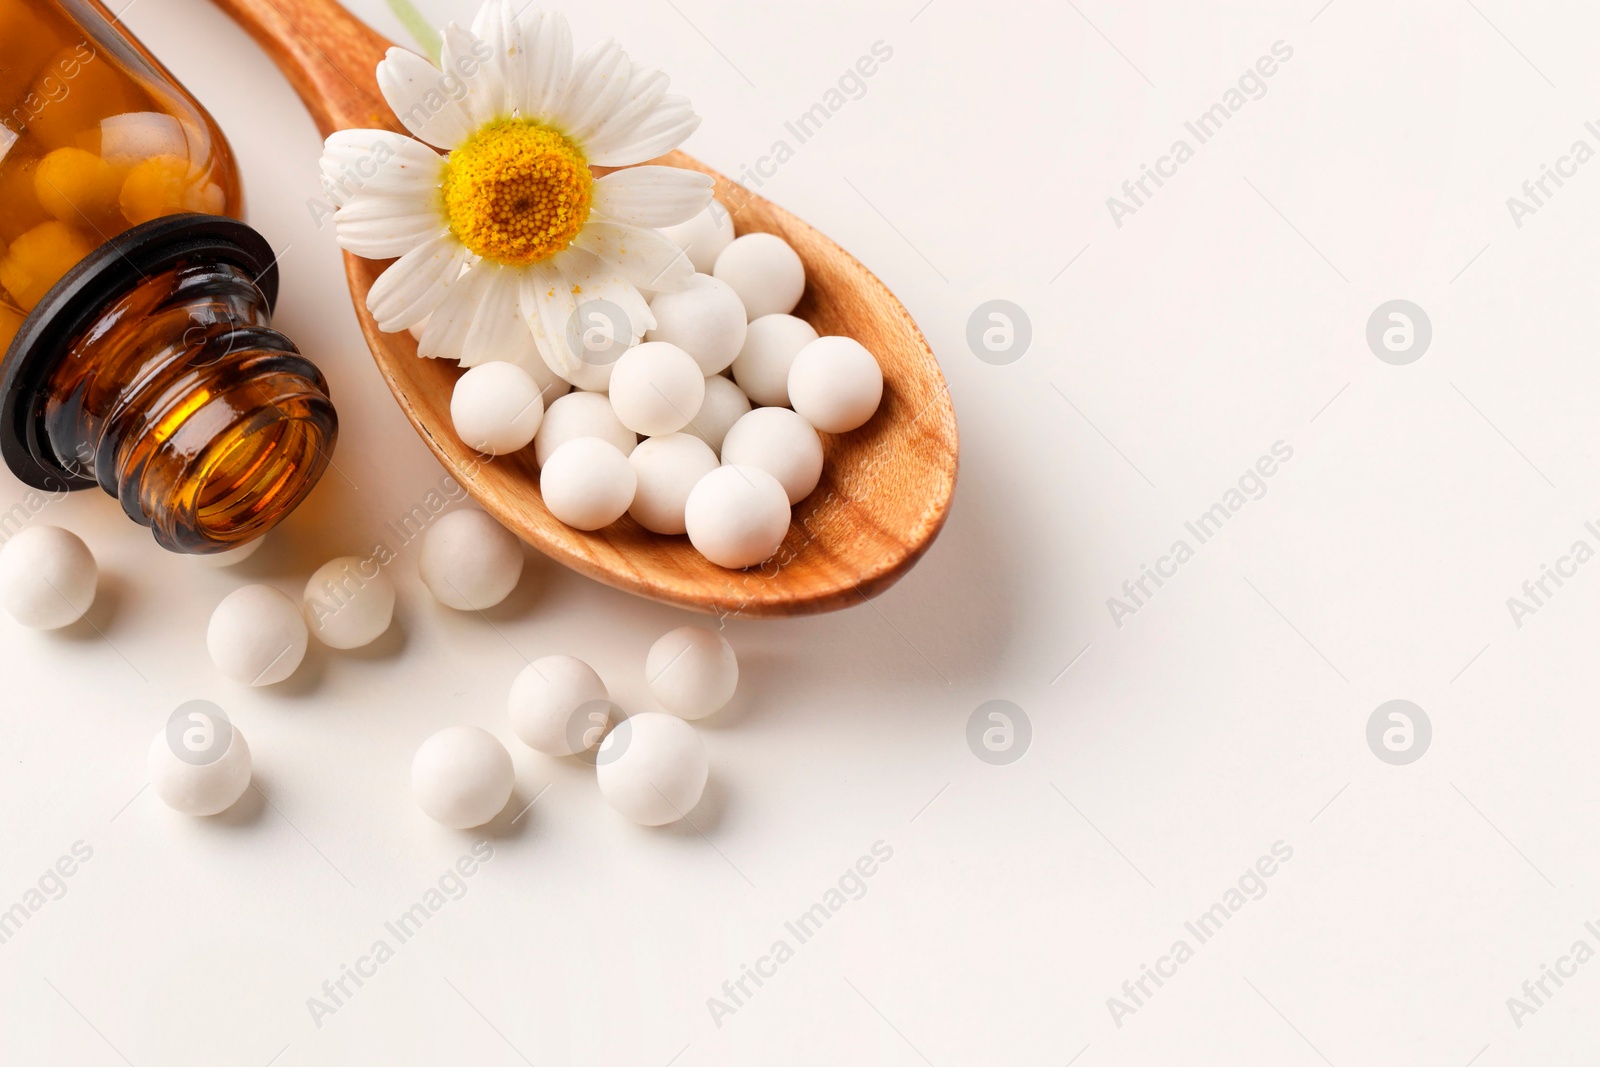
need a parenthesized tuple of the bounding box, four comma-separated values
(441, 120, 592, 265)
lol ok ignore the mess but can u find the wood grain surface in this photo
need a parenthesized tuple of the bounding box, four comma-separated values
(210, 0, 959, 616)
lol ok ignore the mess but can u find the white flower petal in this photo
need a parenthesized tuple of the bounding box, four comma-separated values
(468, 2, 514, 117)
(556, 39, 632, 142)
(318, 129, 444, 207)
(585, 94, 699, 166)
(567, 64, 665, 147)
(571, 63, 700, 164)
(450, 266, 571, 400)
(469, 0, 503, 38)
(591, 165, 713, 228)
(417, 262, 491, 361)
(376, 47, 476, 149)
(551, 246, 656, 337)
(318, 130, 447, 260)
(479, 5, 573, 124)
(571, 220, 694, 293)
(521, 256, 647, 391)
(440, 23, 502, 125)
(520, 262, 591, 387)
(524, 11, 575, 121)
(366, 233, 474, 332)
(333, 198, 448, 260)
(458, 264, 544, 370)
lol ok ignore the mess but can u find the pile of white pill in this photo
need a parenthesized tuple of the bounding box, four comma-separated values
(0, 506, 497, 807)
(447, 203, 885, 570)
(0, 509, 725, 828)
(202, 508, 522, 689)
(415, 624, 734, 829)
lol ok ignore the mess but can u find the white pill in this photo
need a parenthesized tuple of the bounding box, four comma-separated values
(628, 433, 719, 535)
(684, 375, 751, 455)
(684, 465, 791, 569)
(596, 712, 708, 825)
(646, 626, 738, 719)
(607, 341, 706, 437)
(420, 509, 524, 610)
(659, 201, 734, 273)
(647, 274, 748, 375)
(713, 233, 804, 320)
(540, 438, 636, 531)
(533, 390, 636, 468)
(99, 111, 187, 166)
(191, 536, 264, 567)
(788, 336, 883, 434)
(508, 654, 609, 756)
(302, 556, 395, 649)
(0, 526, 96, 629)
(148, 719, 252, 816)
(450, 362, 545, 455)
(720, 407, 824, 505)
(411, 726, 514, 828)
(731, 314, 817, 407)
(207, 584, 307, 686)
(458, 351, 570, 404)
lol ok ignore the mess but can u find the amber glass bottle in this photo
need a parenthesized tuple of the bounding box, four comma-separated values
(0, 0, 335, 553)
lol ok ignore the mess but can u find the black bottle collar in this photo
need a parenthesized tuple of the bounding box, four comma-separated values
(0, 213, 282, 491)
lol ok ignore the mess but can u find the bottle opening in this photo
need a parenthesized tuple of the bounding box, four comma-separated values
(177, 397, 335, 551)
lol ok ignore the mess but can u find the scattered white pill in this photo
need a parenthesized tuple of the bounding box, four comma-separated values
(540, 438, 637, 531)
(533, 390, 636, 468)
(148, 718, 252, 816)
(659, 201, 734, 273)
(0, 526, 96, 629)
(684, 374, 751, 455)
(508, 654, 610, 756)
(684, 465, 791, 569)
(596, 712, 708, 825)
(419, 509, 524, 610)
(207, 584, 308, 686)
(411, 726, 514, 828)
(647, 274, 748, 375)
(713, 233, 805, 320)
(450, 362, 545, 455)
(647, 626, 738, 720)
(788, 336, 883, 434)
(731, 314, 817, 407)
(720, 407, 824, 505)
(191, 536, 265, 568)
(302, 556, 395, 649)
(607, 342, 706, 437)
(628, 433, 719, 535)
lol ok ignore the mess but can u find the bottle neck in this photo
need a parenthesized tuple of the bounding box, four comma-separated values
(41, 261, 337, 552)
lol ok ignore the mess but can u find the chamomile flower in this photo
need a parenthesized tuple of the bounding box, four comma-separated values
(319, 1, 713, 390)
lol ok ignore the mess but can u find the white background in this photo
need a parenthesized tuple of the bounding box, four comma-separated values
(4, 0, 1598, 1063)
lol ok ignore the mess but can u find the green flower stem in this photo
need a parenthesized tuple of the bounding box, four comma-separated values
(385, 0, 441, 63)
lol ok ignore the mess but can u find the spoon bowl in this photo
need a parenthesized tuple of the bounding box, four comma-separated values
(212, 0, 957, 616)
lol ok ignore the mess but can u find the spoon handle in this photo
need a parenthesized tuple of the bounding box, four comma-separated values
(210, 0, 395, 137)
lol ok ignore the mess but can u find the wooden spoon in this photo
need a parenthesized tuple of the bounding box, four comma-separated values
(209, 0, 958, 616)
